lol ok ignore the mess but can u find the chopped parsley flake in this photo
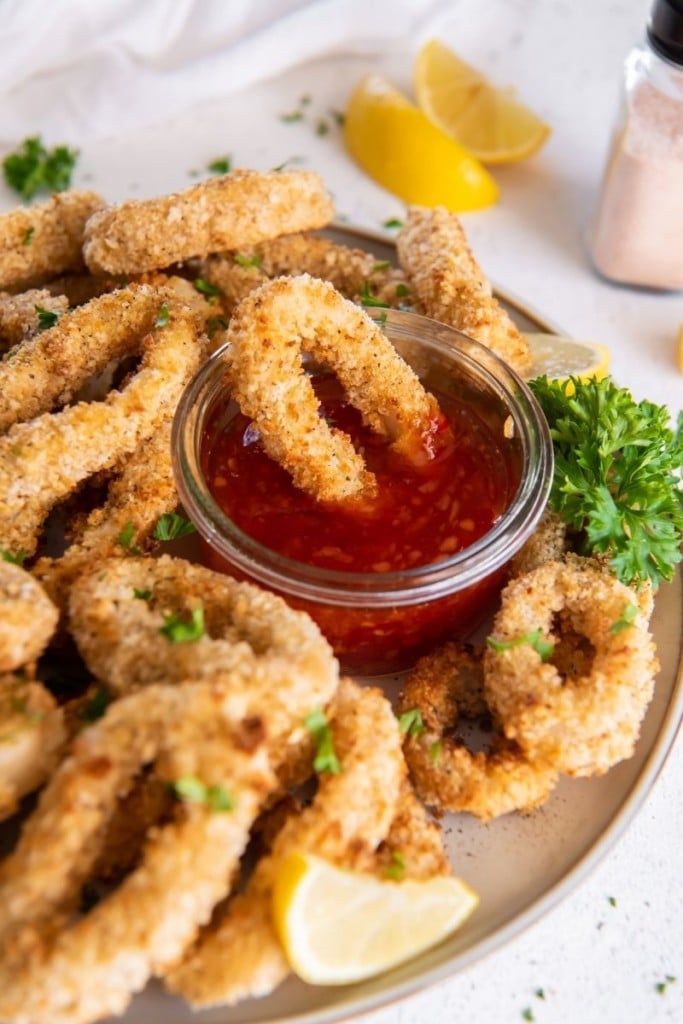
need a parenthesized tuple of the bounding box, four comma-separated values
(316, 119, 330, 136)
(193, 277, 224, 303)
(535, 988, 546, 1000)
(385, 851, 407, 880)
(133, 587, 152, 602)
(522, 1009, 534, 1022)
(159, 607, 205, 644)
(1, 548, 27, 566)
(486, 628, 555, 662)
(360, 281, 390, 309)
(382, 217, 404, 230)
(371, 261, 391, 273)
(154, 303, 170, 328)
(280, 110, 304, 123)
(304, 707, 341, 774)
(207, 156, 231, 175)
(398, 708, 426, 738)
(610, 603, 638, 634)
(330, 109, 346, 127)
(207, 315, 230, 339)
(172, 776, 235, 811)
(429, 740, 442, 764)
(395, 283, 410, 298)
(34, 305, 59, 331)
(271, 156, 305, 172)
(153, 512, 197, 541)
(22, 226, 34, 246)
(117, 521, 141, 555)
(79, 686, 112, 723)
(608, 895, 617, 907)
(655, 975, 677, 994)
(233, 252, 261, 269)
(10, 695, 44, 723)
(3, 135, 79, 201)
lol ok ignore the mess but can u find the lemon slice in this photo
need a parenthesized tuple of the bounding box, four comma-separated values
(525, 333, 611, 383)
(414, 40, 551, 164)
(272, 850, 479, 985)
(344, 74, 499, 211)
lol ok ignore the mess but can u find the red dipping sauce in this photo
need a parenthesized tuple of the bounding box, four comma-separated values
(200, 372, 519, 673)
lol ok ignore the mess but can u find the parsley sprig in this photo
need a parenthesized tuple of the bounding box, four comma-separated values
(35, 305, 59, 331)
(153, 512, 197, 541)
(3, 136, 78, 201)
(530, 376, 683, 588)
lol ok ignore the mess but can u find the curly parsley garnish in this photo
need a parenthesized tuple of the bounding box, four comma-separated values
(1, 548, 27, 566)
(3, 135, 79, 201)
(398, 708, 426, 738)
(304, 707, 341, 774)
(529, 376, 683, 588)
(172, 776, 234, 811)
(486, 629, 555, 662)
(153, 512, 197, 541)
(35, 305, 59, 331)
(159, 607, 205, 643)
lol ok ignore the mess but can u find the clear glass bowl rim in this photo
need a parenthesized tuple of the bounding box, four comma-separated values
(172, 309, 553, 608)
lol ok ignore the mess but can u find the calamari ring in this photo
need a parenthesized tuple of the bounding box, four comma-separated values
(0, 562, 58, 671)
(82, 169, 334, 275)
(484, 560, 659, 777)
(0, 191, 104, 291)
(0, 674, 65, 822)
(509, 506, 567, 578)
(166, 678, 404, 1008)
(0, 296, 202, 557)
(399, 642, 558, 821)
(0, 681, 276, 1024)
(397, 206, 532, 376)
(0, 282, 200, 433)
(68, 555, 337, 712)
(227, 274, 443, 502)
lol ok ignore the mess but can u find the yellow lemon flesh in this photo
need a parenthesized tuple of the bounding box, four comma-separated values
(344, 74, 499, 211)
(272, 849, 479, 985)
(525, 333, 611, 384)
(415, 40, 551, 165)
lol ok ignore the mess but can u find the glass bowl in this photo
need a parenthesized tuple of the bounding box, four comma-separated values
(172, 309, 553, 675)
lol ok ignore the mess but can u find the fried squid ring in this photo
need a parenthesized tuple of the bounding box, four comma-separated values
(0, 562, 58, 671)
(0, 301, 202, 557)
(0, 681, 276, 1024)
(484, 560, 658, 776)
(227, 274, 443, 502)
(82, 169, 334, 275)
(68, 555, 337, 727)
(509, 506, 568, 578)
(399, 642, 558, 821)
(166, 678, 404, 1008)
(0, 283, 195, 432)
(0, 674, 65, 822)
(0, 191, 104, 291)
(397, 207, 532, 376)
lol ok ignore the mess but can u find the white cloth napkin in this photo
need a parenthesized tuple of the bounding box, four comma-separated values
(0, 0, 448, 145)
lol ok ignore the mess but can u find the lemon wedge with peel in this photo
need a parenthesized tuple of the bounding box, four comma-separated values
(272, 850, 479, 985)
(525, 333, 611, 383)
(344, 74, 499, 211)
(415, 40, 551, 165)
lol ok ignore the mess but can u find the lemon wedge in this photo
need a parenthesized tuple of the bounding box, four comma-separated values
(344, 74, 499, 211)
(525, 333, 611, 383)
(414, 40, 551, 165)
(272, 850, 479, 985)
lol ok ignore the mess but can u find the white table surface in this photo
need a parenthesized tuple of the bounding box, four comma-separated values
(1, 1, 681, 1022)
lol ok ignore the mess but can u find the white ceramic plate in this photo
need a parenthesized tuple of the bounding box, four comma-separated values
(101, 227, 682, 1024)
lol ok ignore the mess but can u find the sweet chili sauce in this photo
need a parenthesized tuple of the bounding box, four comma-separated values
(200, 373, 518, 674)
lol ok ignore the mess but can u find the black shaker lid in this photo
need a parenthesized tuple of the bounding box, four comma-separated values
(648, 0, 683, 64)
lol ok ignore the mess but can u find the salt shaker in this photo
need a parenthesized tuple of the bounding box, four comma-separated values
(591, 0, 683, 289)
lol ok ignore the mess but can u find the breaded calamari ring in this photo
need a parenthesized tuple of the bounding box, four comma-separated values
(0, 191, 104, 291)
(0, 562, 58, 671)
(397, 207, 532, 376)
(368, 777, 451, 880)
(0, 303, 201, 557)
(509, 506, 568, 578)
(82, 170, 334, 275)
(0, 283, 190, 432)
(484, 560, 659, 776)
(67, 556, 338, 742)
(0, 289, 69, 352)
(399, 642, 558, 821)
(227, 274, 443, 502)
(0, 674, 65, 822)
(0, 681, 276, 1024)
(166, 678, 404, 1008)
(33, 418, 179, 611)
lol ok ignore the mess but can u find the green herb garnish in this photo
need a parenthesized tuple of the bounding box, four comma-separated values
(233, 252, 261, 269)
(316, 119, 330, 137)
(385, 851, 407, 880)
(154, 303, 170, 328)
(522, 1009, 534, 1022)
(382, 217, 404, 230)
(398, 708, 426, 738)
(133, 587, 152, 602)
(159, 607, 205, 644)
(208, 156, 231, 174)
(153, 512, 197, 541)
(117, 521, 141, 555)
(193, 277, 224, 303)
(486, 628, 555, 662)
(330, 109, 346, 127)
(395, 283, 410, 298)
(304, 707, 341, 774)
(207, 315, 230, 339)
(535, 989, 546, 1001)
(655, 975, 677, 995)
(22, 226, 34, 246)
(359, 281, 390, 309)
(3, 135, 79, 201)
(608, 895, 617, 907)
(172, 776, 234, 811)
(280, 110, 304, 123)
(371, 261, 391, 273)
(34, 305, 59, 331)
(79, 686, 112, 723)
(609, 603, 638, 634)
(429, 740, 442, 764)
(529, 376, 683, 588)
(377, 312, 388, 328)
(1, 548, 27, 566)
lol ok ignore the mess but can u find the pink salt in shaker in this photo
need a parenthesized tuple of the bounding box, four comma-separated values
(592, 0, 683, 289)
